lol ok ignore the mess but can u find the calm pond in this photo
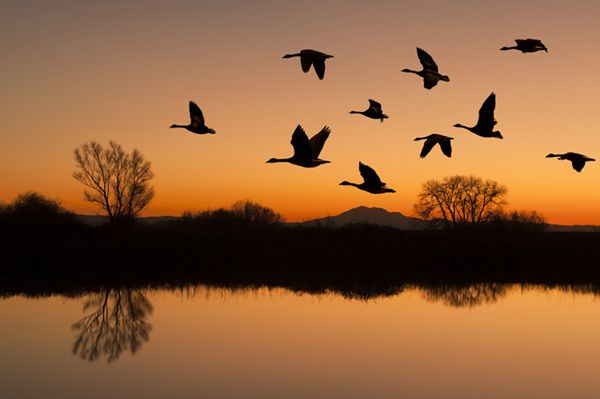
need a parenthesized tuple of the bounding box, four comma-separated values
(2, 284, 600, 398)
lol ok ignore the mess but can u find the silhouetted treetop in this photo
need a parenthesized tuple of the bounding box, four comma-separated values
(0, 191, 80, 230)
(178, 200, 284, 230)
(415, 175, 508, 229)
(73, 141, 154, 226)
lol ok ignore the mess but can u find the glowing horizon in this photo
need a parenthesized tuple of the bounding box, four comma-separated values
(2, 1, 600, 225)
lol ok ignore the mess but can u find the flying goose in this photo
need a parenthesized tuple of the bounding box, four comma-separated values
(170, 101, 215, 134)
(414, 134, 454, 158)
(453, 92, 503, 139)
(267, 125, 331, 167)
(282, 49, 334, 80)
(546, 152, 595, 172)
(340, 162, 396, 194)
(402, 47, 450, 90)
(349, 99, 389, 122)
(501, 39, 548, 53)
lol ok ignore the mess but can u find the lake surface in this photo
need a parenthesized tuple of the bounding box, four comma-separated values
(2, 285, 600, 398)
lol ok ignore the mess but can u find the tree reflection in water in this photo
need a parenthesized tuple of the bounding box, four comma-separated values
(71, 289, 152, 362)
(420, 283, 509, 308)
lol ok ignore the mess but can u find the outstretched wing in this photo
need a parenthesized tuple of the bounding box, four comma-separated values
(417, 47, 438, 72)
(290, 125, 313, 162)
(419, 138, 437, 158)
(359, 162, 383, 186)
(572, 159, 585, 172)
(440, 139, 453, 157)
(313, 59, 326, 80)
(368, 99, 382, 112)
(189, 101, 205, 127)
(524, 38, 544, 45)
(477, 92, 496, 130)
(309, 126, 331, 158)
(300, 56, 312, 73)
(423, 73, 439, 89)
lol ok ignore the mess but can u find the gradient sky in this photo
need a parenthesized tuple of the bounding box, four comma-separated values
(2, 0, 600, 224)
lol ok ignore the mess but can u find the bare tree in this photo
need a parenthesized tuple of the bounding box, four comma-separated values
(414, 175, 508, 228)
(72, 289, 152, 362)
(73, 141, 154, 225)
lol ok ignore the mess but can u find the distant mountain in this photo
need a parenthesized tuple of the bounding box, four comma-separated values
(75, 209, 599, 232)
(546, 224, 600, 233)
(297, 206, 423, 230)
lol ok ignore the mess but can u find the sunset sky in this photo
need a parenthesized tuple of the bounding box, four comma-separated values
(2, 0, 600, 224)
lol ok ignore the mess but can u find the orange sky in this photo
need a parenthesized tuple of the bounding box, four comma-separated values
(2, 1, 600, 225)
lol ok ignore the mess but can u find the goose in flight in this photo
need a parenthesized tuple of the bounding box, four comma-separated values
(170, 101, 216, 134)
(501, 39, 548, 53)
(282, 49, 334, 80)
(414, 134, 454, 158)
(349, 99, 389, 122)
(546, 152, 595, 172)
(340, 162, 396, 194)
(453, 92, 503, 139)
(267, 125, 331, 168)
(402, 47, 450, 89)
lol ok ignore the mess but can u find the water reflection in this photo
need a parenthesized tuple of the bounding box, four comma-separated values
(420, 283, 509, 308)
(71, 289, 152, 362)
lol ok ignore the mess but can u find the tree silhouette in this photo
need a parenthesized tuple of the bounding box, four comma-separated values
(420, 283, 509, 308)
(228, 200, 284, 224)
(0, 191, 80, 231)
(71, 289, 152, 362)
(73, 141, 154, 226)
(415, 175, 507, 229)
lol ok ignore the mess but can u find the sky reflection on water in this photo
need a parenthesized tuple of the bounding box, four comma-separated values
(2, 284, 600, 399)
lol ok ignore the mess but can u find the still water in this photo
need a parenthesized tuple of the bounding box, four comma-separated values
(2, 285, 600, 398)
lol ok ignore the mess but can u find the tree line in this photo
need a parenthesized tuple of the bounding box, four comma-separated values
(1, 140, 545, 231)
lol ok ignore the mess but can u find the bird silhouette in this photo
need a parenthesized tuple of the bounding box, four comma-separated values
(454, 92, 503, 139)
(546, 152, 595, 172)
(340, 162, 396, 194)
(349, 99, 389, 122)
(282, 49, 334, 80)
(501, 39, 548, 53)
(267, 125, 331, 167)
(402, 47, 450, 89)
(170, 101, 216, 134)
(414, 134, 454, 158)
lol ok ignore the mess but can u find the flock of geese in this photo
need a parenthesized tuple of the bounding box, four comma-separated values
(170, 38, 595, 195)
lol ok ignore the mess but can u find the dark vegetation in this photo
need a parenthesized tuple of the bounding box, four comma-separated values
(1, 192, 600, 301)
(2, 192, 599, 362)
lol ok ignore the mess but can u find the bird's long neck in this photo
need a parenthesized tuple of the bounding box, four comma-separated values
(402, 68, 420, 74)
(283, 53, 301, 58)
(349, 110, 363, 115)
(340, 181, 361, 188)
(500, 46, 517, 51)
(453, 123, 471, 131)
(267, 157, 292, 163)
(414, 136, 427, 141)
(170, 124, 187, 129)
